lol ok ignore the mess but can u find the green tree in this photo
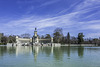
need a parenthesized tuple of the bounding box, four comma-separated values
(8, 35, 16, 43)
(45, 34, 51, 39)
(21, 33, 31, 38)
(77, 33, 84, 44)
(1, 36, 8, 45)
(41, 35, 45, 39)
(53, 28, 63, 43)
(93, 38, 98, 45)
(60, 36, 66, 44)
(71, 36, 78, 44)
(67, 32, 70, 44)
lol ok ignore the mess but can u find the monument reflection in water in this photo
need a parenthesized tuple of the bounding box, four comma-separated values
(0, 46, 100, 67)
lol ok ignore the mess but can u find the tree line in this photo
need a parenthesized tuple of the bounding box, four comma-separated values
(53, 28, 100, 45)
(0, 35, 16, 45)
(0, 28, 100, 45)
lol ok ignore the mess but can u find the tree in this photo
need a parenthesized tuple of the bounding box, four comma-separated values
(38, 35, 40, 39)
(77, 33, 84, 44)
(60, 36, 66, 44)
(41, 35, 45, 39)
(1, 36, 8, 44)
(53, 28, 63, 43)
(45, 34, 51, 39)
(66, 32, 70, 44)
(21, 33, 31, 38)
(8, 35, 16, 43)
(70, 36, 78, 44)
(93, 38, 98, 45)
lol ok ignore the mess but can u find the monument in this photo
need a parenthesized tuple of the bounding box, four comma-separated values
(15, 28, 53, 46)
(32, 28, 39, 43)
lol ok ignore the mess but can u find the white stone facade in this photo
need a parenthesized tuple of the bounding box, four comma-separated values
(15, 28, 53, 46)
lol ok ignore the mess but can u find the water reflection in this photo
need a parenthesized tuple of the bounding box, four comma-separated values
(16, 46, 32, 56)
(7, 46, 16, 55)
(44, 47, 52, 57)
(0, 46, 7, 57)
(32, 46, 40, 61)
(53, 47, 63, 61)
(78, 47, 84, 58)
(66, 46, 70, 57)
(0, 46, 100, 61)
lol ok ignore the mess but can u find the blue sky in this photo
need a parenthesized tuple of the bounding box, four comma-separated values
(0, 0, 100, 38)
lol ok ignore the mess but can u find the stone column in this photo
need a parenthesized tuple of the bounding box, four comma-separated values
(51, 37, 53, 43)
(16, 36, 19, 44)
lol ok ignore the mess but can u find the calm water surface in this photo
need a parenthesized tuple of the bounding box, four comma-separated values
(0, 46, 100, 67)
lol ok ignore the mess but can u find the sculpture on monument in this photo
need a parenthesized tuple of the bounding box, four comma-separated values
(32, 28, 39, 43)
(15, 28, 53, 46)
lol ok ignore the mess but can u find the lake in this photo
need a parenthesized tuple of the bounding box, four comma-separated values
(0, 46, 100, 67)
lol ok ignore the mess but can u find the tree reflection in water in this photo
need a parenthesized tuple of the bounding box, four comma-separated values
(78, 46, 84, 58)
(0, 46, 86, 61)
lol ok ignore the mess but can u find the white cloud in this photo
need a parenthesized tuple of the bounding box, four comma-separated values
(78, 20, 100, 30)
(86, 33, 100, 38)
(75, 0, 100, 11)
(85, 24, 100, 30)
(0, 0, 100, 38)
(40, 0, 60, 7)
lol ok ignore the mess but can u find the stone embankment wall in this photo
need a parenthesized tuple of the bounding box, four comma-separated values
(62, 44, 98, 46)
(7, 43, 17, 46)
(7, 43, 98, 47)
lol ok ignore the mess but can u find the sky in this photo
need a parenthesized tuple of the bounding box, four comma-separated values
(0, 0, 100, 38)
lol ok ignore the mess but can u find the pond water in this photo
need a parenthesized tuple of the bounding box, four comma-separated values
(0, 46, 100, 67)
